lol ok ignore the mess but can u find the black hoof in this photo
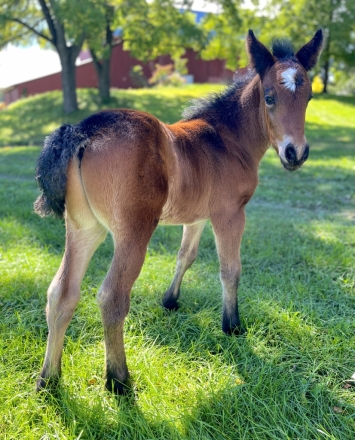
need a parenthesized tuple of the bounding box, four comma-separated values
(224, 325, 246, 336)
(105, 374, 131, 396)
(162, 287, 180, 311)
(162, 297, 179, 311)
(36, 376, 60, 393)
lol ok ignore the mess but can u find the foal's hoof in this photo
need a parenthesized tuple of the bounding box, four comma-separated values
(222, 323, 246, 336)
(162, 287, 180, 311)
(36, 376, 60, 393)
(105, 376, 131, 396)
(162, 297, 179, 311)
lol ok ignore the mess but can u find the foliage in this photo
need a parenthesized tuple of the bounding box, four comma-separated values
(1, 87, 355, 438)
(0, 0, 39, 49)
(147, 56, 189, 87)
(200, 1, 250, 70)
(0, 0, 91, 112)
(119, 0, 206, 62)
(334, 73, 355, 96)
(129, 65, 149, 88)
(172, 55, 188, 76)
(148, 64, 186, 87)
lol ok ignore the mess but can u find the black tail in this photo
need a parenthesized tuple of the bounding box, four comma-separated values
(34, 123, 89, 218)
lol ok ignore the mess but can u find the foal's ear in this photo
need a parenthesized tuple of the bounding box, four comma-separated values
(296, 29, 323, 71)
(246, 30, 274, 77)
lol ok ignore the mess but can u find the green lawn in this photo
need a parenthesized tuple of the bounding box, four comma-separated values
(1, 87, 355, 439)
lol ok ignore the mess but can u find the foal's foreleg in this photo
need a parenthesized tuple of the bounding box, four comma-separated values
(37, 220, 107, 390)
(162, 220, 206, 310)
(211, 209, 245, 335)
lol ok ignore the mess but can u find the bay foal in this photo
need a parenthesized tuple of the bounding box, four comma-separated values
(35, 30, 323, 394)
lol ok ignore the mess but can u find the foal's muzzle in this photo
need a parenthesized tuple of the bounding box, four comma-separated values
(281, 143, 309, 171)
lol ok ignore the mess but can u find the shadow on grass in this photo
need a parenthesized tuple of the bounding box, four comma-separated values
(36, 388, 184, 440)
(306, 122, 355, 149)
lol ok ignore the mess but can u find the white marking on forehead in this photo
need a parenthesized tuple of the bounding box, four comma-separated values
(281, 67, 298, 92)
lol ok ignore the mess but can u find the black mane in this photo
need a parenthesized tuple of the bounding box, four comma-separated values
(272, 39, 295, 60)
(182, 67, 256, 126)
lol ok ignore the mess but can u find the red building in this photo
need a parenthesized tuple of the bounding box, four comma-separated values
(3, 43, 234, 105)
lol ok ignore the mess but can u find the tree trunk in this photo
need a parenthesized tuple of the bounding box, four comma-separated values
(37, 0, 83, 114)
(92, 50, 111, 103)
(322, 58, 330, 94)
(322, 28, 331, 94)
(90, 17, 113, 103)
(59, 49, 79, 113)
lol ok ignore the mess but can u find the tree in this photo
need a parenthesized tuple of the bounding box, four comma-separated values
(257, 0, 355, 93)
(0, 0, 255, 108)
(90, 8, 114, 103)
(0, 1, 87, 113)
(84, 0, 207, 103)
(80, 1, 116, 104)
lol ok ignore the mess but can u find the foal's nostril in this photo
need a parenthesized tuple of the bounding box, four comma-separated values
(285, 143, 297, 164)
(302, 144, 310, 162)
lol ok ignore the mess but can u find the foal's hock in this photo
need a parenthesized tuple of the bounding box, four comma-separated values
(35, 30, 323, 394)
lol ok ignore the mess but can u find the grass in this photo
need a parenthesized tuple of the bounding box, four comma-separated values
(0, 86, 355, 439)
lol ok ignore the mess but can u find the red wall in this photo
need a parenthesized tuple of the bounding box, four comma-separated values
(5, 44, 234, 104)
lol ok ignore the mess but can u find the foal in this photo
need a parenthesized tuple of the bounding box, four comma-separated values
(35, 30, 323, 394)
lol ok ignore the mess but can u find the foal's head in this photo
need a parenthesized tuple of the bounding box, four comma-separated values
(247, 30, 323, 171)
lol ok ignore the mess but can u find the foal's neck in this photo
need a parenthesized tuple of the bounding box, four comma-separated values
(181, 76, 271, 166)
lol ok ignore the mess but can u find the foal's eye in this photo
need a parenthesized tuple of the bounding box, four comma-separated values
(265, 96, 275, 106)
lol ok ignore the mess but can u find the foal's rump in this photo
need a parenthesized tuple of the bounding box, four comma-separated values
(34, 109, 170, 228)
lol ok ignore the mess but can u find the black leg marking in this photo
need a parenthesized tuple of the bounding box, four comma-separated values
(105, 371, 131, 396)
(162, 288, 180, 311)
(222, 308, 246, 336)
(36, 376, 60, 393)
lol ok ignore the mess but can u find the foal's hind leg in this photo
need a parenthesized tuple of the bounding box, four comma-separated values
(162, 220, 206, 310)
(211, 209, 245, 335)
(98, 221, 158, 395)
(37, 218, 107, 390)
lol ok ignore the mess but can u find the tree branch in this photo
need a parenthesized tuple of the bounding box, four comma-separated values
(105, 5, 114, 48)
(10, 18, 52, 43)
(0, 29, 30, 49)
(71, 32, 85, 60)
(38, 0, 57, 45)
(90, 47, 102, 73)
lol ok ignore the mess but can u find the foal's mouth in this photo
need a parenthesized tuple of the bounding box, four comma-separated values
(281, 159, 305, 172)
(280, 143, 309, 172)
